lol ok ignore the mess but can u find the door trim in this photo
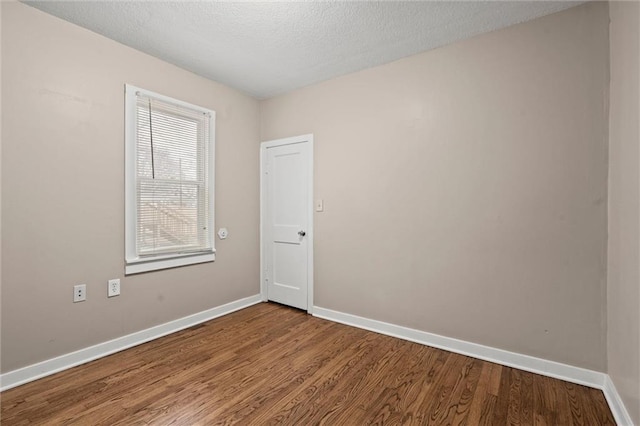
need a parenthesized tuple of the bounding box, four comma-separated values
(260, 134, 314, 313)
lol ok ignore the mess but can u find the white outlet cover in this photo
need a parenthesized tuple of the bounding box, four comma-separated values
(108, 279, 121, 297)
(217, 228, 228, 239)
(73, 284, 86, 303)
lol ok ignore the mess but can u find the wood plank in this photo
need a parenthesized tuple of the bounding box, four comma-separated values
(466, 362, 495, 425)
(0, 303, 616, 425)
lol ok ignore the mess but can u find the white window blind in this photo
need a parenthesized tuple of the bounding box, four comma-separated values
(125, 85, 215, 274)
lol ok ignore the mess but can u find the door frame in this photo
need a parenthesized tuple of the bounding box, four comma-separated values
(260, 134, 314, 314)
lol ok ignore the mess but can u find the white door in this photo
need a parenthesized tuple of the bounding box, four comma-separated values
(261, 135, 313, 311)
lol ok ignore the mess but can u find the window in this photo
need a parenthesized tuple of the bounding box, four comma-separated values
(125, 85, 215, 274)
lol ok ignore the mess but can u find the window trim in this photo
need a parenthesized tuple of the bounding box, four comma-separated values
(124, 84, 216, 275)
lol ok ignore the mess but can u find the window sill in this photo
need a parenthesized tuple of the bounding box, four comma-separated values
(125, 252, 215, 275)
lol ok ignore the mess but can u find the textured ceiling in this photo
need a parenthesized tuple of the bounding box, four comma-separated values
(24, 1, 583, 99)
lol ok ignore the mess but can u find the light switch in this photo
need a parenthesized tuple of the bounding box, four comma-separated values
(315, 199, 324, 212)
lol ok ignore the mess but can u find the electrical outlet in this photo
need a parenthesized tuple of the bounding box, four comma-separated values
(108, 279, 120, 297)
(73, 284, 86, 303)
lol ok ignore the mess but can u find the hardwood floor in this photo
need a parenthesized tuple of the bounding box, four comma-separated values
(1, 302, 615, 425)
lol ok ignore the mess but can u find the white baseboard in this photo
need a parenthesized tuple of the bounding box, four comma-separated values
(0, 294, 262, 392)
(2, 298, 634, 425)
(314, 306, 640, 424)
(313, 306, 605, 388)
(603, 375, 636, 426)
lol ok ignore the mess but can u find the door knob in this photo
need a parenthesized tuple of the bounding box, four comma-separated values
(298, 230, 306, 237)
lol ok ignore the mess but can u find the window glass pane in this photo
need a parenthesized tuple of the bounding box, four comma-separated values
(133, 93, 212, 258)
(136, 106, 200, 182)
(137, 180, 204, 254)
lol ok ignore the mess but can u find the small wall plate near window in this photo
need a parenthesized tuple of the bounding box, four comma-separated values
(217, 228, 228, 239)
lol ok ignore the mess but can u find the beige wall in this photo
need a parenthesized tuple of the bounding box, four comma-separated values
(607, 1, 640, 424)
(1, 0, 626, 391)
(1, 3, 260, 372)
(261, 2, 610, 370)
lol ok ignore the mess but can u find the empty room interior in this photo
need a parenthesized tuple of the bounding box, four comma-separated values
(1, 0, 639, 424)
